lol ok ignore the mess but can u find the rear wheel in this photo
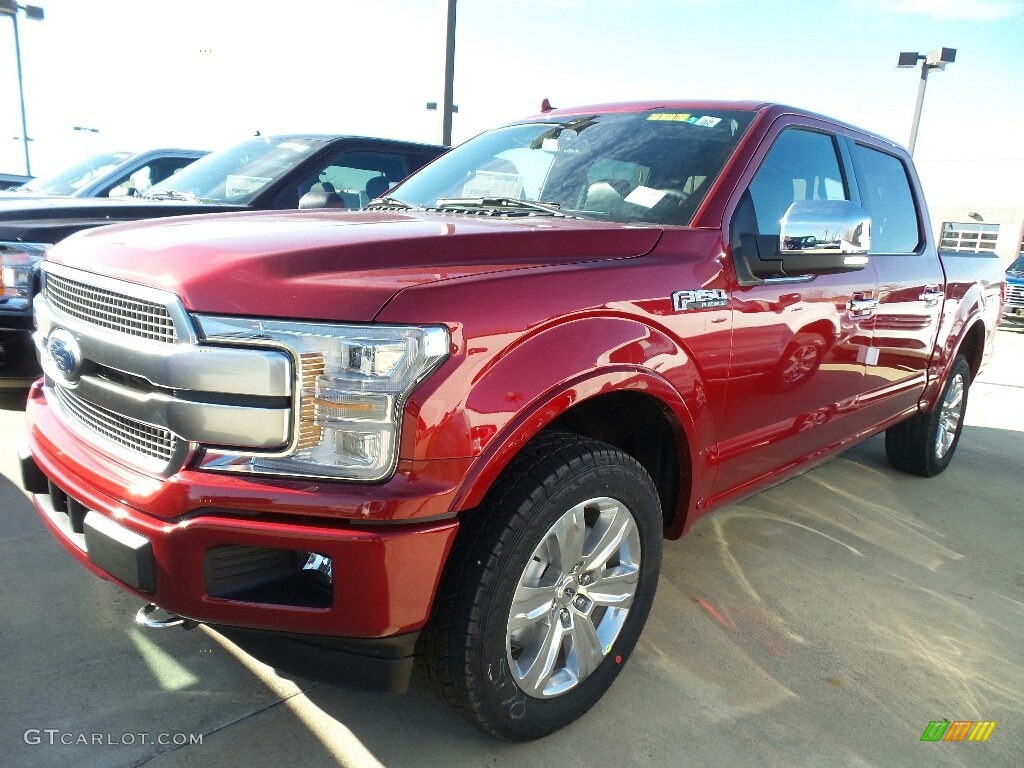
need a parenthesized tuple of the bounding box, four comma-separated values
(420, 432, 663, 740)
(885, 355, 971, 477)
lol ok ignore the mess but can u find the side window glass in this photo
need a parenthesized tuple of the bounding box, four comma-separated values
(285, 151, 411, 209)
(851, 144, 920, 254)
(108, 158, 196, 198)
(740, 128, 847, 240)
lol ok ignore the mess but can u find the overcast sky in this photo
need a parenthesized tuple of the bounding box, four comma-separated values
(1, 0, 1021, 204)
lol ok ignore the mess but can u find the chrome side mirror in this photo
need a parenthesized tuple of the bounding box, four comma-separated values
(735, 199, 872, 281)
(781, 199, 870, 257)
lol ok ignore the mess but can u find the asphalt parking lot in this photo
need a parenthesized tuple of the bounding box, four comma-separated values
(1, 329, 1022, 768)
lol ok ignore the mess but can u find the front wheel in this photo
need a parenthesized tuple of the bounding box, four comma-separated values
(885, 355, 971, 477)
(420, 432, 663, 740)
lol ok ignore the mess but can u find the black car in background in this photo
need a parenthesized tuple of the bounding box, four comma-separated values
(0, 134, 447, 388)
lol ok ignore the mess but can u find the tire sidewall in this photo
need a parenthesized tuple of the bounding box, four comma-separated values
(924, 357, 971, 474)
(474, 459, 663, 740)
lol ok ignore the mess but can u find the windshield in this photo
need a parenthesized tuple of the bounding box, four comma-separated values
(144, 136, 328, 204)
(1008, 255, 1024, 274)
(389, 109, 755, 226)
(15, 151, 134, 195)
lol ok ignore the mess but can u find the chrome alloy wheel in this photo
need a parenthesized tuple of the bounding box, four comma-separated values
(935, 371, 965, 459)
(505, 496, 641, 699)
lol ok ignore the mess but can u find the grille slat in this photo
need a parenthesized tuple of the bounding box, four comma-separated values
(46, 272, 177, 343)
(54, 386, 176, 463)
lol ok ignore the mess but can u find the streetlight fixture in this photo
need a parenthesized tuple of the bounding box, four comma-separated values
(897, 46, 956, 155)
(426, 102, 459, 127)
(73, 125, 99, 155)
(0, 0, 44, 176)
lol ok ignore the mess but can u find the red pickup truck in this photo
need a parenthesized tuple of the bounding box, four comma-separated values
(21, 101, 1004, 740)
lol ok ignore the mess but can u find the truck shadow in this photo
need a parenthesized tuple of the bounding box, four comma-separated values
(2, 427, 1022, 767)
(0, 388, 28, 411)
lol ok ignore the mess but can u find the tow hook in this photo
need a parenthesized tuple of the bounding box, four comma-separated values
(135, 603, 198, 630)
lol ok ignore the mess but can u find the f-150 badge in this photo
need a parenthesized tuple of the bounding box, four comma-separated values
(672, 289, 728, 311)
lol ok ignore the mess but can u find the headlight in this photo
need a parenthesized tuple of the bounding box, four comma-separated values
(1, 242, 50, 310)
(192, 315, 449, 481)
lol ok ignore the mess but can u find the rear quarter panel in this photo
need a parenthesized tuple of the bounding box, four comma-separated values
(923, 249, 1005, 408)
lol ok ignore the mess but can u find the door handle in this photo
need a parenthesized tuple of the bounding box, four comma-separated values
(849, 296, 879, 313)
(920, 285, 944, 307)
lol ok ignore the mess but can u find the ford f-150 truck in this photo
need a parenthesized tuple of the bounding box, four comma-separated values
(0, 134, 445, 388)
(20, 101, 1004, 740)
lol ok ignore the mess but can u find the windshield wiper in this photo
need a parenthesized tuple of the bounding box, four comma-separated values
(366, 195, 413, 210)
(435, 197, 568, 217)
(142, 189, 199, 202)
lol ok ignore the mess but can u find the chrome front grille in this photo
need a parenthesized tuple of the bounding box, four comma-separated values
(45, 271, 178, 343)
(37, 264, 293, 476)
(1007, 284, 1024, 307)
(53, 385, 176, 464)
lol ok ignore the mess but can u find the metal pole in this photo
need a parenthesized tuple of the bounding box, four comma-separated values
(907, 59, 929, 156)
(10, 8, 32, 175)
(441, 0, 457, 146)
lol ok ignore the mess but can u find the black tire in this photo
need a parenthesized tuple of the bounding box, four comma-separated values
(420, 432, 663, 741)
(774, 332, 827, 391)
(885, 355, 971, 477)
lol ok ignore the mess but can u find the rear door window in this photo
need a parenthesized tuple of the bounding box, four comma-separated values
(850, 144, 920, 254)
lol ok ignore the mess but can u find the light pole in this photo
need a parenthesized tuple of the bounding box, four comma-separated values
(440, 0, 457, 146)
(0, 0, 44, 176)
(897, 46, 956, 156)
(73, 125, 99, 155)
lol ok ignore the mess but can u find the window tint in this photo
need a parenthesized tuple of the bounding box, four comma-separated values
(744, 129, 847, 238)
(851, 144, 920, 254)
(284, 150, 412, 209)
(109, 157, 197, 196)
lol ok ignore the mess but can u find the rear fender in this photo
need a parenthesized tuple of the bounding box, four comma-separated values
(921, 282, 997, 411)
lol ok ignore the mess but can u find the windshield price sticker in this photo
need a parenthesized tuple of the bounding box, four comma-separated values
(462, 171, 524, 199)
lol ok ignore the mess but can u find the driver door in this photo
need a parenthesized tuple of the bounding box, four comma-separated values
(711, 125, 876, 500)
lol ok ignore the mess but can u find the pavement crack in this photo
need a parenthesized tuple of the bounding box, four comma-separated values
(128, 682, 322, 767)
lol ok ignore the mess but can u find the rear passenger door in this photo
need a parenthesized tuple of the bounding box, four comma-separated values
(846, 138, 944, 418)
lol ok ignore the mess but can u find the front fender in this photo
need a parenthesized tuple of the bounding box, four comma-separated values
(427, 316, 710, 515)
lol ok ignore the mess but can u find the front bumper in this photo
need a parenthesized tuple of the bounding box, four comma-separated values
(1000, 304, 1024, 325)
(22, 381, 463, 688)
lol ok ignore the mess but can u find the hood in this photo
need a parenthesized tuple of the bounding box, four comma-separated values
(0, 196, 245, 244)
(46, 209, 664, 321)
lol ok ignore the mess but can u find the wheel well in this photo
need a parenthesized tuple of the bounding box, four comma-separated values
(957, 320, 986, 382)
(800, 319, 837, 347)
(544, 391, 689, 530)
